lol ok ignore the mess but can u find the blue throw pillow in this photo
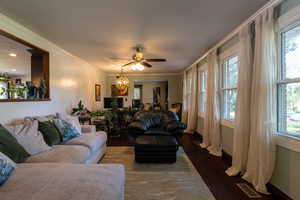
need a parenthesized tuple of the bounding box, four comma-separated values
(0, 152, 16, 186)
(53, 119, 81, 142)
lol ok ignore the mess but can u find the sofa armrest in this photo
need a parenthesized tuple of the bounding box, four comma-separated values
(128, 121, 148, 132)
(81, 125, 96, 134)
(165, 121, 187, 132)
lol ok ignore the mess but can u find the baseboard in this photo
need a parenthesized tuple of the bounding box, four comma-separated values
(193, 131, 291, 200)
(221, 150, 232, 165)
(266, 184, 293, 200)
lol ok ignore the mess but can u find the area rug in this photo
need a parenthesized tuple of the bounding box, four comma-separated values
(101, 147, 215, 200)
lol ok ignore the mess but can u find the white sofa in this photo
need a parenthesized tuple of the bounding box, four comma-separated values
(25, 125, 107, 164)
(0, 119, 125, 200)
(1, 163, 125, 200)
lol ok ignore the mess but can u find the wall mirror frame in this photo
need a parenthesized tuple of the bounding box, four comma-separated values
(0, 29, 50, 102)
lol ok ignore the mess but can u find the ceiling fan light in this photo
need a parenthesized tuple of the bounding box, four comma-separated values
(137, 65, 144, 71)
(131, 65, 137, 70)
(131, 63, 144, 71)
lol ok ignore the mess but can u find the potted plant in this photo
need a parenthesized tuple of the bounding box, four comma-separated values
(90, 110, 105, 120)
(17, 87, 29, 99)
(38, 79, 47, 99)
(71, 100, 90, 116)
(0, 73, 10, 82)
(7, 84, 18, 99)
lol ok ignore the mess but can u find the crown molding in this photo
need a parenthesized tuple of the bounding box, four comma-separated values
(107, 72, 183, 77)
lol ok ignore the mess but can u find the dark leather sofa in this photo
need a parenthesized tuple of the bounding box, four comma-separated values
(128, 110, 186, 140)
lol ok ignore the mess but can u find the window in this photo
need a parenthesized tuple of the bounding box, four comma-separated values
(221, 55, 238, 121)
(278, 24, 300, 138)
(199, 70, 207, 114)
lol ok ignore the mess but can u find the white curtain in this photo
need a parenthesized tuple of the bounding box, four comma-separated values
(182, 71, 188, 123)
(226, 25, 253, 176)
(186, 65, 198, 132)
(201, 50, 222, 157)
(242, 7, 277, 194)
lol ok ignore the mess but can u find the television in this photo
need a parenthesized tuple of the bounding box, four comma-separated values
(104, 97, 124, 108)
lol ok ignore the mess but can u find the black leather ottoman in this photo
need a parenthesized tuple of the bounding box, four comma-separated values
(134, 135, 179, 163)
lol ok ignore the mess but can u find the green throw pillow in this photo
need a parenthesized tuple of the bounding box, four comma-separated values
(0, 125, 30, 163)
(38, 121, 62, 146)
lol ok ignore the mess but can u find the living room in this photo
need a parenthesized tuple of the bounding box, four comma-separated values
(0, 0, 300, 200)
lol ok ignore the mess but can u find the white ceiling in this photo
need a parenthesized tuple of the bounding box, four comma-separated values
(0, 0, 269, 73)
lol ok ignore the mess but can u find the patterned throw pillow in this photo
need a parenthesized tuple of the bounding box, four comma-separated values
(53, 119, 81, 142)
(56, 113, 82, 135)
(0, 152, 16, 186)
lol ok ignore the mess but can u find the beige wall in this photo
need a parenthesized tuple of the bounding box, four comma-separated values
(106, 74, 182, 108)
(0, 13, 107, 124)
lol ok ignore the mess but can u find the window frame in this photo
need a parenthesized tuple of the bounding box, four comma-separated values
(198, 63, 208, 118)
(219, 45, 240, 128)
(275, 4, 300, 153)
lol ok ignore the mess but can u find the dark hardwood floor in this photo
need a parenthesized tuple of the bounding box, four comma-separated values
(107, 133, 276, 200)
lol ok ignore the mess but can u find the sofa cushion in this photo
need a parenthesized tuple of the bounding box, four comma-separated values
(65, 131, 107, 153)
(38, 121, 62, 146)
(0, 125, 29, 163)
(0, 163, 125, 200)
(25, 145, 90, 164)
(5, 119, 51, 155)
(53, 119, 81, 142)
(0, 152, 16, 186)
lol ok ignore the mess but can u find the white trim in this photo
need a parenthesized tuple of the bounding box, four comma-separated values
(277, 78, 300, 84)
(184, 0, 283, 73)
(221, 87, 238, 91)
(107, 72, 182, 77)
(278, 3, 300, 30)
(276, 133, 300, 153)
(221, 120, 235, 129)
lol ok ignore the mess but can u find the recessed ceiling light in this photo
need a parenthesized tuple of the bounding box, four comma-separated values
(11, 69, 17, 72)
(9, 53, 17, 57)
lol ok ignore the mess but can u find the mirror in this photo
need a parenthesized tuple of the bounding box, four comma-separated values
(0, 30, 49, 102)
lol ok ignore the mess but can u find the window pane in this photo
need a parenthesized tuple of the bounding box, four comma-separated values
(278, 82, 300, 137)
(282, 25, 300, 79)
(133, 88, 141, 99)
(223, 56, 238, 88)
(223, 89, 237, 120)
(200, 91, 206, 113)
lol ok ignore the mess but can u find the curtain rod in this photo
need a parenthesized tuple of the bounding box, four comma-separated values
(184, 0, 284, 72)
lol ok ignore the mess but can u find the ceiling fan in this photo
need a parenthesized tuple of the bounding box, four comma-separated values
(113, 45, 167, 70)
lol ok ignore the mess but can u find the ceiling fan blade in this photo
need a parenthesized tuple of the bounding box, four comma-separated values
(145, 58, 167, 62)
(141, 62, 152, 68)
(123, 61, 135, 67)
